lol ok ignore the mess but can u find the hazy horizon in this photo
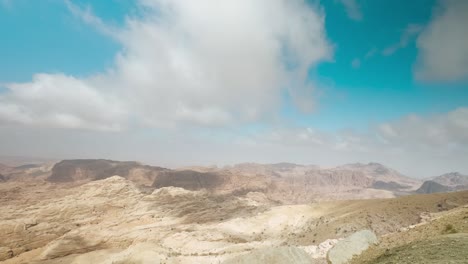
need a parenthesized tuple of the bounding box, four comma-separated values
(0, 153, 466, 180)
(1, 0, 468, 178)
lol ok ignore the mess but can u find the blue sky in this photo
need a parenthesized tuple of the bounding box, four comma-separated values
(0, 0, 467, 177)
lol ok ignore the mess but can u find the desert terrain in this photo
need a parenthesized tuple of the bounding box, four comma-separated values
(1, 159, 468, 264)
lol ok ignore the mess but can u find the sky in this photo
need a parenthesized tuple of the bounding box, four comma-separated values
(0, 0, 468, 178)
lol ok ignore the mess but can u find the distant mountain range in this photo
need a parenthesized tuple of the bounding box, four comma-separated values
(44, 159, 423, 202)
(2, 159, 467, 202)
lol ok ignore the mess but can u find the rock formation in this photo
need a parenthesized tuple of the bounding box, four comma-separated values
(327, 230, 378, 264)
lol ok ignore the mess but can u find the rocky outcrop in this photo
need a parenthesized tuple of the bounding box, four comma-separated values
(47, 159, 167, 186)
(334, 162, 420, 189)
(0, 247, 13, 261)
(302, 170, 374, 187)
(327, 230, 378, 264)
(416, 181, 452, 194)
(0, 176, 142, 261)
(39, 234, 104, 260)
(372, 181, 411, 190)
(223, 246, 314, 264)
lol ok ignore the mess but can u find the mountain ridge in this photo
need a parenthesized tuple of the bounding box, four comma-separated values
(41, 159, 422, 203)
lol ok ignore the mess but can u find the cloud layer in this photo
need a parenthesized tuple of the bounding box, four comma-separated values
(240, 107, 468, 176)
(0, 0, 332, 130)
(0, 0, 467, 177)
(415, 0, 468, 81)
(1, 107, 467, 177)
(0, 74, 126, 131)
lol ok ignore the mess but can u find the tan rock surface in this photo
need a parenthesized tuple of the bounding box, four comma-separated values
(1, 174, 467, 264)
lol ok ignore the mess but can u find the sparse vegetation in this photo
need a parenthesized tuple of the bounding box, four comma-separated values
(443, 223, 457, 234)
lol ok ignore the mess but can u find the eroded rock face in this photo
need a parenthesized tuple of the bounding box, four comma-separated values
(0, 247, 13, 261)
(39, 235, 104, 260)
(152, 170, 225, 190)
(222, 246, 313, 264)
(416, 181, 452, 194)
(327, 230, 378, 264)
(0, 176, 143, 261)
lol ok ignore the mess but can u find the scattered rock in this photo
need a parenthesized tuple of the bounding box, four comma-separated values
(300, 239, 340, 259)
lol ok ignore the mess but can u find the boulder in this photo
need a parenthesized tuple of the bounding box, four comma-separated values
(327, 229, 378, 264)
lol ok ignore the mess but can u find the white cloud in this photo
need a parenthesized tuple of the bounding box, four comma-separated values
(0, 74, 126, 131)
(0, 0, 332, 130)
(338, 0, 362, 21)
(242, 108, 468, 155)
(382, 24, 422, 56)
(64, 0, 120, 39)
(377, 107, 468, 149)
(415, 0, 468, 81)
(242, 107, 468, 176)
(1, 107, 468, 177)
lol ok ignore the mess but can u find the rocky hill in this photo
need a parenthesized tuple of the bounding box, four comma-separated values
(224, 162, 421, 202)
(153, 169, 271, 195)
(334, 162, 420, 187)
(153, 170, 225, 190)
(47, 159, 168, 186)
(416, 172, 468, 194)
(0, 162, 53, 182)
(431, 172, 468, 187)
(153, 162, 422, 202)
(416, 180, 452, 194)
